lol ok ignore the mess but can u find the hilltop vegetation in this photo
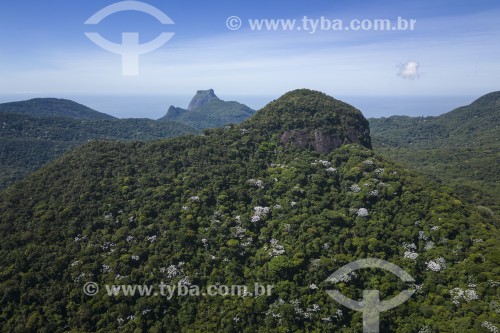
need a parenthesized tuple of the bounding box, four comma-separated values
(370, 92, 499, 148)
(245, 89, 371, 151)
(0, 90, 498, 332)
(0, 91, 258, 188)
(0, 112, 196, 188)
(370, 91, 500, 213)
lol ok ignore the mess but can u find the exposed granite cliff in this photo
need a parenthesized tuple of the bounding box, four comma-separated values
(187, 89, 219, 111)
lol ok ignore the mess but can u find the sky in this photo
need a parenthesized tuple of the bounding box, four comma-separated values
(0, 0, 499, 112)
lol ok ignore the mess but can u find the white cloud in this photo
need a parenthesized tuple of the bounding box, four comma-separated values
(398, 61, 420, 79)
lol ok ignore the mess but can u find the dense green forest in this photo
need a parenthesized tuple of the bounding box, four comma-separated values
(0, 90, 498, 332)
(0, 91, 256, 188)
(370, 91, 500, 213)
(0, 105, 197, 188)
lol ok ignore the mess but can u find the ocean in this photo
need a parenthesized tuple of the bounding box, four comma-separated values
(0, 94, 477, 120)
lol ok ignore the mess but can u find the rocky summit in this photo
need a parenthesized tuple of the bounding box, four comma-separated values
(245, 89, 372, 153)
(187, 89, 219, 111)
(159, 89, 255, 130)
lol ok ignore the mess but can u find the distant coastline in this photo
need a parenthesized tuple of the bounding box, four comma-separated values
(0, 94, 476, 119)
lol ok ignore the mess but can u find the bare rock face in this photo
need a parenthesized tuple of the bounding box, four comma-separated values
(187, 89, 219, 111)
(280, 130, 310, 150)
(280, 128, 370, 154)
(313, 131, 343, 153)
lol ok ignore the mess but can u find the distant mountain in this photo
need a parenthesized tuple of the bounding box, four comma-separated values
(0, 98, 116, 120)
(188, 89, 219, 111)
(369, 91, 500, 212)
(0, 89, 498, 332)
(0, 105, 197, 188)
(159, 89, 255, 130)
(370, 91, 500, 148)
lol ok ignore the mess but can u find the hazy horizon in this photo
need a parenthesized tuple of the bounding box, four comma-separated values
(0, 93, 480, 120)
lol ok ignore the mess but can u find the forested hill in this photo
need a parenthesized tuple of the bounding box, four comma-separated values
(0, 89, 498, 332)
(0, 98, 116, 120)
(0, 113, 197, 188)
(369, 91, 500, 213)
(370, 91, 500, 148)
(0, 93, 256, 188)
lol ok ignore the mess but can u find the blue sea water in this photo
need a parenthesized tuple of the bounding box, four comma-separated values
(340, 95, 477, 119)
(0, 94, 477, 120)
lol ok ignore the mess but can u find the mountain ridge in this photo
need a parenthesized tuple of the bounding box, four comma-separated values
(0, 98, 116, 120)
(370, 91, 499, 148)
(369, 90, 500, 213)
(0, 112, 197, 188)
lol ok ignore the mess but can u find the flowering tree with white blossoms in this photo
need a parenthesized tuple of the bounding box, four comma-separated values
(425, 257, 447, 272)
(269, 238, 285, 257)
(356, 208, 369, 217)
